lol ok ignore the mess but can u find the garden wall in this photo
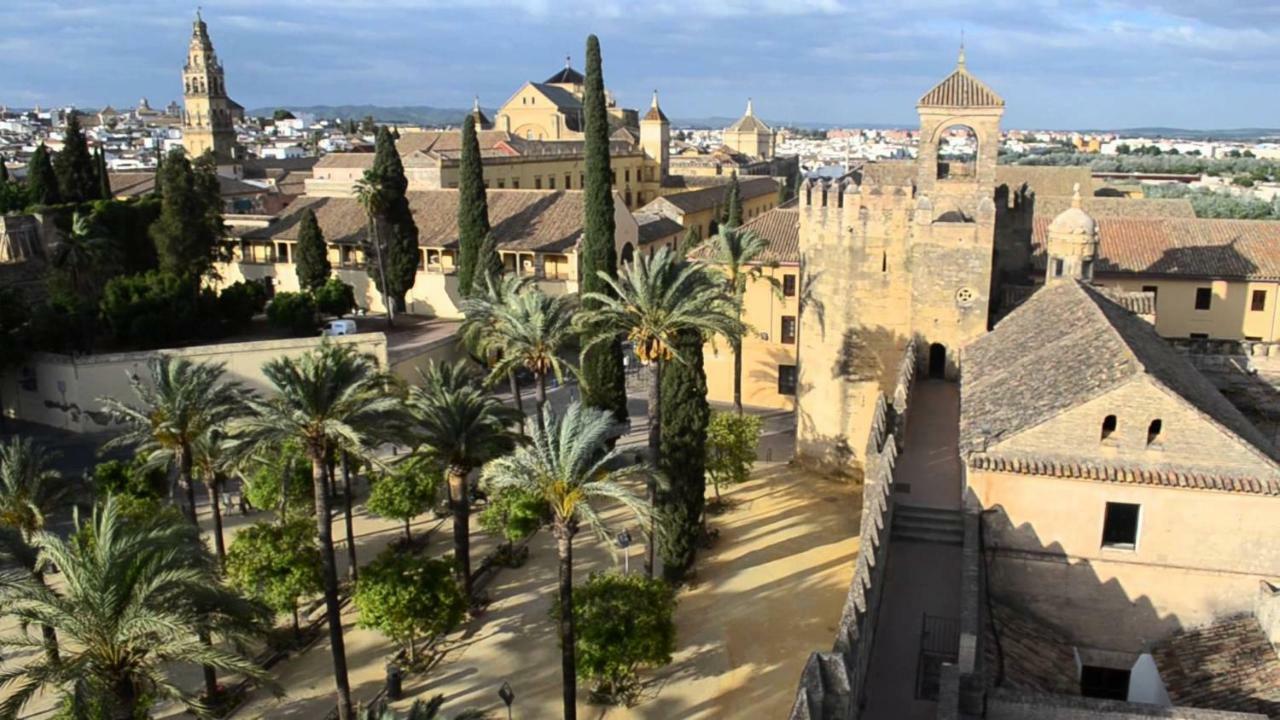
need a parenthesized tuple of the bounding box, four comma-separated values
(788, 339, 916, 719)
(1, 333, 388, 433)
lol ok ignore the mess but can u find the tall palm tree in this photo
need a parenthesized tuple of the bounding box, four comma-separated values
(706, 228, 781, 415)
(0, 437, 68, 662)
(230, 342, 404, 720)
(0, 496, 270, 720)
(99, 356, 246, 699)
(99, 356, 246, 528)
(51, 211, 114, 300)
(354, 169, 394, 327)
(578, 246, 739, 577)
(481, 402, 653, 720)
(459, 273, 534, 419)
(191, 427, 236, 568)
(486, 288, 578, 432)
(406, 361, 519, 600)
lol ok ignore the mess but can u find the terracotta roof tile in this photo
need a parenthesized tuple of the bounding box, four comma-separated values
(1153, 615, 1280, 717)
(918, 65, 1004, 108)
(643, 177, 779, 215)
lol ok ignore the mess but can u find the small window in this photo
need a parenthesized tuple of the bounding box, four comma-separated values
(1190, 332, 1209, 340)
(1247, 335, 1263, 341)
(1146, 419, 1162, 446)
(1252, 289, 1267, 312)
(882, 251, 888, 273)
(625, 168, 630, 183)
(1081, 665, 1131, 700)
(534, 177, 542, 189)
(778, 364, 797, 395)
(783, 274, 797, 297)
(496, 179, 505, 189)
(1081, 259, 1093, 277)
(1101, 502, 1140, 549)
(1194, 287, 1212, 310)
(781, 316, 796, 344)
(511, 179, 520, 189)
(1141, 285, 1158, 301)
(1052, 258, 1064, 277)
(1101, 414, 1117, 441)
(565, 173, 572, 189)
(548, 176, 556, 190)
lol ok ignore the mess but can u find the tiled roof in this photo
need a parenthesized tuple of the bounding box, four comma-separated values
(108, 172, 265, 198)
(996, 165, 1092, 198)
(918, 64, 1004, 108)
(983, 600, 1080, 695)
(858, 161, 916, 188)
(1031, 218, 1280, 280)
(544, 66, 584, 85)
(1031, 196, 1197, 219)
(1153, 615, 1280, 717)
(314, 153, 374, 169)
(962, 280, 1280, 471)
(967, 453, 1280, 496)
(739, 203, 799, 264)
(727, 114, 771, 133)
(530, 83, 583, 111)
(645, 176, 779, 215)
(635, 213, 684, 245)
(245, 189, 587, 253)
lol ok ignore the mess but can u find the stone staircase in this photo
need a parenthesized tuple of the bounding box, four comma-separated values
(891, 504, 964, 546)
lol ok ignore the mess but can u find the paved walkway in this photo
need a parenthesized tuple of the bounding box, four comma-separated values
(862, 380, 964, 720)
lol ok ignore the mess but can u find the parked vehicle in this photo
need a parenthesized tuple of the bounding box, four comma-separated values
(322, 319, 358, 336)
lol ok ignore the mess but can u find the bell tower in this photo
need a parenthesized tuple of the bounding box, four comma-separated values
(182, 10, 238, 164)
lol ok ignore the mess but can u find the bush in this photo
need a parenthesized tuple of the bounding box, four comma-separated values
(241, 441, 313, 523)
(478, 485, 548, 543)
(92, 458, 167, 501)
(366, 461, 438, 543)
(218, 280, 268, 330)
(354, 550, 465, 665)
(99, 270, 201, 348)
(225, 518, 323, 635)
(266, 291, 317, 336)
(705, 412, 762, 503)
(557, 572, 677, 705)
(313, 277, 357, 318)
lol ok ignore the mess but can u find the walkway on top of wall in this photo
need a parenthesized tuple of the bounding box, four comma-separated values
(863, 380, 964, 720)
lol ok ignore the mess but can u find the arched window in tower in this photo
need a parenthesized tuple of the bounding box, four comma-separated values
(1146, 419, 1162, 446)
(1101, 414, 1118, 441)
(936, 124, 978, 180)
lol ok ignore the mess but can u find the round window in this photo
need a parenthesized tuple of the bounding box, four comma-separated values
(955, 287, 975, 307)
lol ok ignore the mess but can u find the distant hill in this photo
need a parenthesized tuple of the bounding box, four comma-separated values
(1096, 127, 1280, 142)
(245, 104, 495, 127)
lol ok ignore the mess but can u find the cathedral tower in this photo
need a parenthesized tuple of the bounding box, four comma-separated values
(639, 90, 670, 180)
(182, 11, 239, 164)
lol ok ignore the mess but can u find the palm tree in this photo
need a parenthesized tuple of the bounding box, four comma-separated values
(706, 228, 781, 415)
(481, 402, 653, 720)
(0, 496, 270, 720)
(406, 361, 519, 600)
(354, 169, 394, 326)
(459, 273, 534, 419)
(52, 211, 113, 299)
(191, 428, 236, 567)
(230, 342, 404, 720)
(0, 437, 68, 662)
(99, 356, 246, 528)
(487, 288, 578, 432)
(578, 246, 739, 577)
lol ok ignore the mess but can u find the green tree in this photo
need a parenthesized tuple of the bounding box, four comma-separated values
(99, 270, 201, 348)
(486, 288, 578, 429)
(26, 144, 60, 207)
(0, 497, 270, 719)
(706, 228, 781, 415)
(406, 360, 518, 599)
(314, 277, 357, 317)
(54, 113, 99, 203)
(295, 208, 331, 292)
(149, 150, 222, 283)
(241, 440, 313, 524)
(267, 291, 319, 336)
(459, 273, 534, 420)
(354, 169, 394, 325)
(366, 127, 419, 316)
(579, 34, 628, 424)
(0, 153, 7, 183)
(0, 437, 69, 662)
(366, 460, 437, 543)
(354, 550, 466, 665)
(657, 328, 708, 580)
(91, 456, 167, 502)
(51, 211, 115, 303)
(558, 573, 677, 705)
(218, 279, 268, 330)
(481, 401, 654, 720)
(705, 411, 761, 503)
(456, 114, 490, 297)
(722, 171, 742, 229)
(96, 146, 112, 200)
(231, 343, 405, 720)
(578, 247, 739, 577)
(226, 518, 323, 638)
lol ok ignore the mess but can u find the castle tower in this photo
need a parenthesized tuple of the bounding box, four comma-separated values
(723, 98, 775, 160)
(1045, 184, 1098, 284)
(182, 11, 238, 164)
(908, 46, 1005, 373)
(639, 90, 670, 180)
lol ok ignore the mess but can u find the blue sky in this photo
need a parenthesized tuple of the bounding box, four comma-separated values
(1, 0, 1277, 129)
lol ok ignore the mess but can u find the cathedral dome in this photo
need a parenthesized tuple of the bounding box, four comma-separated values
(1048, 185, 1096, 237)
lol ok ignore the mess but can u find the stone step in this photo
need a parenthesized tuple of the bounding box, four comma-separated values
(892, 505, 964, 546)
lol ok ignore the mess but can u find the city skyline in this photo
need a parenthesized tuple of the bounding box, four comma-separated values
(2, 0, 1279, 130)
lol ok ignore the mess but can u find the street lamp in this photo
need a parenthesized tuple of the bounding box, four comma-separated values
(616, 529, 633, 575)
(498, 681, 515, 720)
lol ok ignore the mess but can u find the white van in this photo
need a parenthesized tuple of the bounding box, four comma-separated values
(322, 319, 357, 336)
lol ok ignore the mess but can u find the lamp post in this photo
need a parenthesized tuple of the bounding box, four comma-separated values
(498, 681, 515, 720)
(616, 529, 633, 575)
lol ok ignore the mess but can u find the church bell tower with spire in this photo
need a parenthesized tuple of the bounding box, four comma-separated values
(182, 10, 239, 166)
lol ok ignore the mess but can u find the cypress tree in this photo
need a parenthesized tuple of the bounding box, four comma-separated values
(579, 34, 628, 423)
(96, 147, 112, 200)
(456, 113, 490, 296)
(723, 171, 742, 229)
(294, 208, 331, 292)
(54, 113, 98, 203)
(153, 150, 165, 197)
(0, 153, 8, 183)
(367, 126, 419, 316)
(26, 145, 60, 206)
(150, 151, 221, 283)
(479, 231, 504, 283)
(657, 328, 709, 581)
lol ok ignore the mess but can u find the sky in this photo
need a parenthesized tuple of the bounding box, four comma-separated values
(1, 0, 1277, 130)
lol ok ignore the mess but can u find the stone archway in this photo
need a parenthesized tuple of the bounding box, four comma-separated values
(928, 343, 947, 379)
